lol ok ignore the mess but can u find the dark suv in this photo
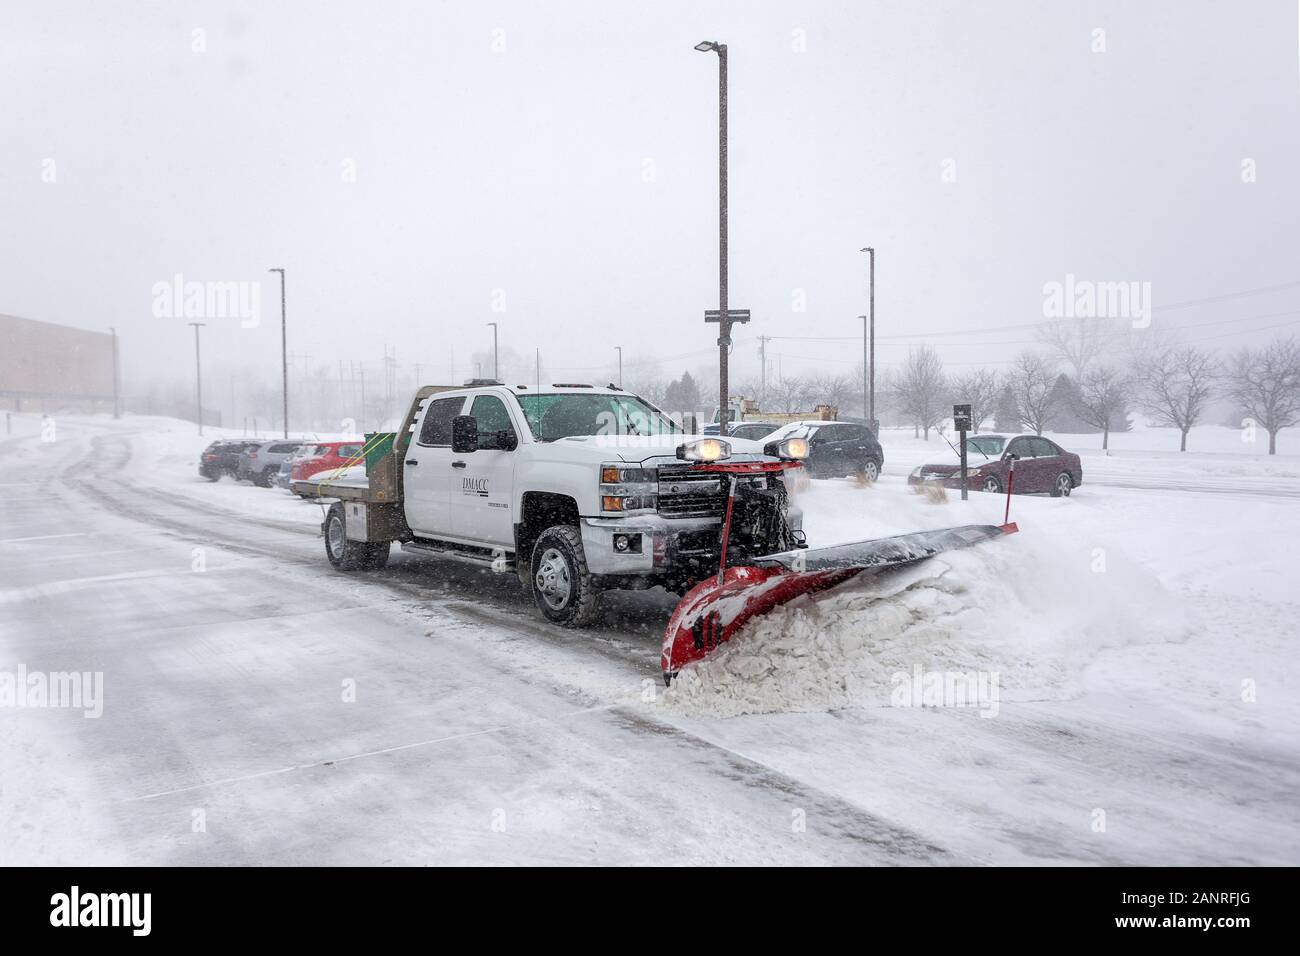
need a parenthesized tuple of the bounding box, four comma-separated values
(198, 440, 262, 481)
(766, 420, 885, 480)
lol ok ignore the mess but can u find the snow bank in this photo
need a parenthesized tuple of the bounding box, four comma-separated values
(666, 484, 1193, 718)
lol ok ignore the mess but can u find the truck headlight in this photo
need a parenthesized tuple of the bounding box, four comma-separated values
(600, 463, 657, 514)
(765, 437, 809, 459)
(676, 438, 730, 462)
(600, 465, 655, 484)
(602, 494, 657, 512)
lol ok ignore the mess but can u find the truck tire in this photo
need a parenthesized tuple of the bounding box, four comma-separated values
(254, 467, 276, 488)
(530, 525, 601, 627)
(324, 502, 390, 571)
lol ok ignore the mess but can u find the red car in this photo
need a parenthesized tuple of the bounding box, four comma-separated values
(908, 434, 1083, 497)
(290, 441, 365, 486)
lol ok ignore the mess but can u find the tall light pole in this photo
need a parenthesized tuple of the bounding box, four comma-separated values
(487, 321, 499, 380)
(108, 326, 120, 419)
(615, 346, 623, 387)
(696, 39, 731, 436)
(188, 322, 206, 436)
(860, 246, 876, 429)
(268, 267, 288, 437)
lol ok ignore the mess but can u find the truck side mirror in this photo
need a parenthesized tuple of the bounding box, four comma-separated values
(452, 415, 479, 453)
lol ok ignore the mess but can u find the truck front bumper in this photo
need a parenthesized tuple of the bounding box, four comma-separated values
(580, 502, 804, 576)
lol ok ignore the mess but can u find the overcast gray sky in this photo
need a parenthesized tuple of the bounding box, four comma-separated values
(2, 0, 1298, 395)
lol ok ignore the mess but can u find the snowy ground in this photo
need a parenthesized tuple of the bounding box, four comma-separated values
(1, 412, 1297, 865)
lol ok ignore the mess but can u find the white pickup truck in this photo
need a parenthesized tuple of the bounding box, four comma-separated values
(295, 382, 809, 626)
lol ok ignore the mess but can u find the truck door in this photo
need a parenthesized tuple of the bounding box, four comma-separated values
(403, 395, 467, 539)
(451, 393, 519, 549)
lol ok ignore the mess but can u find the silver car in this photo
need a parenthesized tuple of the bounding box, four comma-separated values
(237, 440, 305, 487)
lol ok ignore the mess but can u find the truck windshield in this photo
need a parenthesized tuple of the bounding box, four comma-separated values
(517, 393, 683, 442)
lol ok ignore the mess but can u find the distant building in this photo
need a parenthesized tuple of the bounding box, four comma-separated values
(0, 314, 116, 413)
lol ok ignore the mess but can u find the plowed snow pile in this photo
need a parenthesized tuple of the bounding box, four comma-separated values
(665, 484, 1193, 718)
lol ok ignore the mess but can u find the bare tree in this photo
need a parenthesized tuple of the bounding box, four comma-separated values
(1037, 316, 1116, 379)
(888, 346, 947, 439)
(805, 372, 856, 416)
(1225, 336, 1300, 455)
(948, 368, 1000, 433)
(767, 376, 810, 414)
(627, 375, 668, 408)
(1075, 365, 1132, 450)
(1134, 346, 1219, 451)
(1004, 351, 1059, 435)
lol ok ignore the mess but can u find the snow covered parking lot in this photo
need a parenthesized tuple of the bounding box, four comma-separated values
(1, 413, 1298, 865)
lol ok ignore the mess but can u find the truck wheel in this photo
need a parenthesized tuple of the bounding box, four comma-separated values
(324, 502, 390, 571)
(531, 526, 601, 627)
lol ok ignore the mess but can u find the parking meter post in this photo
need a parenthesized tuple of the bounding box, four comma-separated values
(952, 403, 972, 501)
(959, 430, 968, 500)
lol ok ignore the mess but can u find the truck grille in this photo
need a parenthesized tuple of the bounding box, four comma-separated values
(656, 468, 730, 518)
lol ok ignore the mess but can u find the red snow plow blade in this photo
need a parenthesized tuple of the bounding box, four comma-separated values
(661, 523, 1017, 682)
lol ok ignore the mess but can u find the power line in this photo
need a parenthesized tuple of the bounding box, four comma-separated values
(765, 280, 1300, 344)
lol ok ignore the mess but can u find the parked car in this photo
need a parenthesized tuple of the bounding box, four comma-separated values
(236, 440, 304, 487)
(198, 440, 263, 481)
(908, 434, 1083, 497)
(290, 440, 365, 494)
(704, 420, 781, 439)
(764, 420, 885, 480)
(273, 453, 299, 489)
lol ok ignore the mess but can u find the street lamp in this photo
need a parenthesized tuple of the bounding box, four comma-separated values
(860, 246, 876, 430)
(108, 326, 120, 419)
(615, 346, 623, 388)
(268, 268, 288, 438)
(487, 321, 499, 380)
(188, 322, 206, 436)
(695, 38, 731, 436)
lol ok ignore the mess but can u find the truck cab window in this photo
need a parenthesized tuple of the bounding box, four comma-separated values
(418, 397, 466, 446)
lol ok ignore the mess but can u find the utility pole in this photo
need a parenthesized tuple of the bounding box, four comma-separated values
(487, 322, 499, 380)
(108, 327, 121, 419)
(615, 346, 623, 387)
(382, 345, 397, 425)
(187, 322, 205, 435)
(757, 335, 772, 409)
(268, 267, 288, 438)
(860, 246, 876, 430)
(535, 348, 540, 391)
(358, 364, 366, 433)
(695, 39, 743, 437)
